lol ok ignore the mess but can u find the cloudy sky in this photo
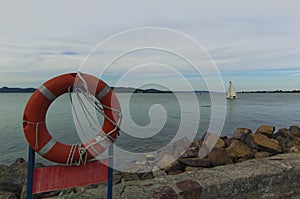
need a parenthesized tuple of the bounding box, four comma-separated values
(1, 0, 300, 91)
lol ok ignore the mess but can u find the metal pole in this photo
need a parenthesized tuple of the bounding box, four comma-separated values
(26, 146, 35, 199)
(107, 144, 113, 199)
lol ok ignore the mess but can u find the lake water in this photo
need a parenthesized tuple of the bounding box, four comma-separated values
(0, 92, 300, 165)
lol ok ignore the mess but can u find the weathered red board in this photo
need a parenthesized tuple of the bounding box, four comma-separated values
(32, 160, 108, 194)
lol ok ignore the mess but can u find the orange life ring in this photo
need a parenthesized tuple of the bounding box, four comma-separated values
(22, 73, 121, 164)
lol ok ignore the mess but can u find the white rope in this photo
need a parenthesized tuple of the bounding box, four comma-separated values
(23, 120, 45, 151)
(68, 87, 93, 137)
(76, 72, 89, 93)
(65, 72, 122, 166)
(78, 145, 88, 165)
(66, 144, 82, 166)
(71, 85, 122, 141)
(65, 144, 88, 166)
(75, 89, 101, 131)
(66, 144, 75, 166)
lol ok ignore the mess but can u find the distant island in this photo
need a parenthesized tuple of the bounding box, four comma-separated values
(0, 87, 36, 93)
(112, 87, 208, 94)
(0, 86, 208, 94)
(238, 90, 300, 93)
(2, 86, 299, 94)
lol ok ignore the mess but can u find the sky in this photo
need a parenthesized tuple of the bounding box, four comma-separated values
(1, 0, 300, 91)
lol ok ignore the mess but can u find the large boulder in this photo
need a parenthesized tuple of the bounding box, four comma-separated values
(180, 147, 198, 158)
(256, 125, 275, 137)
(226, 140, 252, 159)
(156, 154, 176, 169)
(201, 132, 225, 148)
(162, 160, 183, 174)
(286, 138, 300, 147)
(273, 128, 289, 138)
(173, 137, 193, 158)
(207, 148, 232, 166)
(273, 128, 295, 152)
(157, 144, 175, 161)
(214, 138, 226, 148)
(157, 137, 193, 160)
(0, 158, 27, 198)
(233, 128, 253, 142)
(289, 125, 300, 138)
(152, 166, 167, 178)
(245, 133, 282, 154)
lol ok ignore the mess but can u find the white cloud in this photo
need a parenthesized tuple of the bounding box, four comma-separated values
(0, 0, 300, 90)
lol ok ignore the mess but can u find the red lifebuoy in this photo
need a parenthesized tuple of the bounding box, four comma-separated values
(22, 73, 121, 164)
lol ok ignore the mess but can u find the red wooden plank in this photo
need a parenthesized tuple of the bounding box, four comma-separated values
(32, 160, 108, 194)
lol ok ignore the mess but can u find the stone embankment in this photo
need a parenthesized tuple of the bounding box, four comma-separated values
(51, 153, 300, 199)
(1, 125, 300, 198)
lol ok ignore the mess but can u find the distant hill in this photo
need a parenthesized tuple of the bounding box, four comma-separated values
(111, 87, 173, 93)
(0, 87, 36, 93)
(0, 86, 209, 94)
(238, 90, 300, 93)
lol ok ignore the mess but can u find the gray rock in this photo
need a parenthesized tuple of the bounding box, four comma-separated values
(162, 160, 183, 174)
(245, 133, 282, 154)
(226, 140, 252, 159)
(290, 125, 300, 137)
(179, 157, 211, 167)
(207, 147, 232, 166)
(274, 128, 290, 138)
(173, 137, 192, 158)
(156, 154, 176, 169)
(180, 147, 198, 158)
(202, 132, 226, 149)
(256, 125, 275, 137)
(157, 145, 174, 161)
(233, 128, 253, 141)
(0, 191, 18, 199)
(0, 158, 27, 198)
(152, 166, 167, 178)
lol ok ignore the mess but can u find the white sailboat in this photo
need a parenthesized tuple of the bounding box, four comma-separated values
(226, 81, 237, 99)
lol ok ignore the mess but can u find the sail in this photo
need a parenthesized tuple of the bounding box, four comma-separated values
(227, 81, 237, 99)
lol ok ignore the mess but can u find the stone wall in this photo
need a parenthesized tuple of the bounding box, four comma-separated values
(50, 153, 300, 199)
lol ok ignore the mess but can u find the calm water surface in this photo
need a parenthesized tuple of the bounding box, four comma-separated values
(0, 92, 300, 165)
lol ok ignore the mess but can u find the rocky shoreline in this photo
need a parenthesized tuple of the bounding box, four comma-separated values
(1, 125, 300, 198)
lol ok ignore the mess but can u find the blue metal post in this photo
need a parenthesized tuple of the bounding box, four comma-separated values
(107, 144, 113, 199)
(26, 146, 35, 199)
